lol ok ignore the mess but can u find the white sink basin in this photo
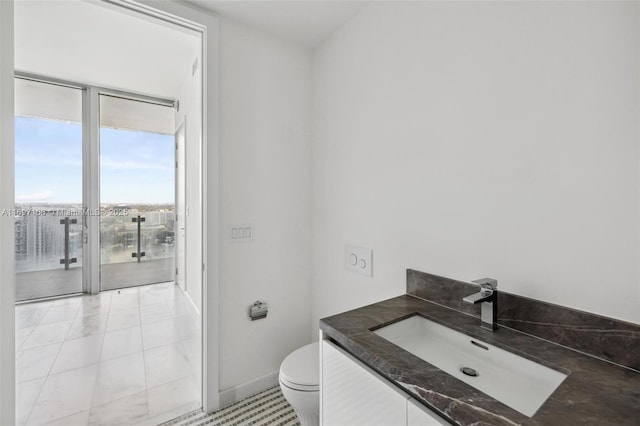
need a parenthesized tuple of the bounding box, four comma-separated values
(373, 315, 567, 417)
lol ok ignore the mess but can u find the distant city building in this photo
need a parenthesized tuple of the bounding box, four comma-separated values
(15, 204, 175, 273)
(14, 208, 74, 272)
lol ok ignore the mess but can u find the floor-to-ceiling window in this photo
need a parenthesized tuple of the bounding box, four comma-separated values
(99, 94, 175, 291)
(14, 78, 83, 301)
(14, 78, 177, 299)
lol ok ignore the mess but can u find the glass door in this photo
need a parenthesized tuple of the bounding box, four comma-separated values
(99, 94, 175, 291)
(14, 78, 83, 301)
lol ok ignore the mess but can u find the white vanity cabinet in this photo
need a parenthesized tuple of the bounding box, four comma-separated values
(320, 338, 448, 426)
(321, 339, 408, 425)
(407, 398, 449, 426)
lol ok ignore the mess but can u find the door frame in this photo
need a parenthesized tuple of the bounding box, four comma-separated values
(0, 1, 15, 424)
(175, 118, 187, 293)
(99, 0, 222, 413)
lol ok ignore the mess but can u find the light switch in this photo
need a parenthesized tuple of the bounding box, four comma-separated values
(230, 225, 253, 242)
(345, 245, 373, 277)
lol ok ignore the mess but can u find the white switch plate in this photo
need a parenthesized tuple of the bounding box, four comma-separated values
(230, 224, 253, 243)
(345, 245, 373, 277)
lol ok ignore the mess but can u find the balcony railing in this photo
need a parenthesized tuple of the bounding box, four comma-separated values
(15, 204, 175, 299)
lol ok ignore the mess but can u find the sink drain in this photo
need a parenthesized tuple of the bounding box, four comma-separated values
(460, 367, 479, 377)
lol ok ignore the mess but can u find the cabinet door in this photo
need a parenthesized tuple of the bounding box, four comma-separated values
(407, 398, 449, 426)
(321, 340, 408, 426)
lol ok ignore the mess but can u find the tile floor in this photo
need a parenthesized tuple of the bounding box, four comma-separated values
(15, 282, 202, 426)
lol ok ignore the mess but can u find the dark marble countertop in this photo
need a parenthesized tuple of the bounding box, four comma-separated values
(319, 295, 640, 426)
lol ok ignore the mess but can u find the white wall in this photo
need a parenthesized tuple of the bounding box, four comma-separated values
(0, 1, 15, 424)
(218, 18, 312, 393)
(311, 1, 640, 328)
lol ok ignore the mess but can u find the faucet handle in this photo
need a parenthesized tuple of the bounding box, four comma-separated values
(472, 278, 497, 292)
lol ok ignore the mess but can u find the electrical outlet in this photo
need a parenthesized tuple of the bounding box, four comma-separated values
(345, 245, 373, 277)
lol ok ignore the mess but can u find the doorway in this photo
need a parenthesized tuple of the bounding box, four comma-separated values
(13, 74, 200, 425)
(11, 1, 206, 424)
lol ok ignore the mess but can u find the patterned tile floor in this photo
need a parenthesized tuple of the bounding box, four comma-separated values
(162, 387, 300, 426)
(15, 282, 201, 426)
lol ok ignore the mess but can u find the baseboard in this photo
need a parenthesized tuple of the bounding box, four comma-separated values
(184, 290, 201, 322)
(173, 282, 200, 327)
(218, 371, 279, 409)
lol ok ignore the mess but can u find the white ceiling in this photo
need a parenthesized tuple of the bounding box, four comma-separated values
(14, 0, 367, 99)
(184, 0, 367, 48)
(14, 0, 201, 100)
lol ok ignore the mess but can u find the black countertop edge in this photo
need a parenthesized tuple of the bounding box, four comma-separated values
(319, 295, 640, 426)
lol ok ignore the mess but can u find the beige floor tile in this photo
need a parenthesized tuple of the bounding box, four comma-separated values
(140, 302, 172, 325)
(77, 295, 111, 318)
(109, 293, 139, 312)
(16, 377, 45, 425)
(88, 391, 149, 426)
(16, 343, 62, 383)
(174, 315, 200, 340)
(50, 334, 104, 374)
(92, 353, 146, 407)
(139, 291, 166, 307)
(180, 337, 202, 376)
(39, 304, 80, 325)
(106, 307, 140, 331)
(15, 326, 35, 352)
(67, 313, 108, 340)
(27, 365, 98, 425)
(21, 320, 73, 350)
(144, 343, 192, 388)
(161, 286, 183, 301)
(166, 299, 191, 318)
(141, 318, 181, 350)
(16, 306, 50, 330)
(101, 326, 142, 360)
(147, 375, 200, 418)
(115, 287, 140, 296)
(42, 410, 90, 426)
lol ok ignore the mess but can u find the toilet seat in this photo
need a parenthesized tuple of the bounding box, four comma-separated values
(279, 342, 319, 392)
(279, 377, 319, 392)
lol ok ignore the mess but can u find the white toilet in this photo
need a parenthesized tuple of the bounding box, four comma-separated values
(279, 342, 320, 426)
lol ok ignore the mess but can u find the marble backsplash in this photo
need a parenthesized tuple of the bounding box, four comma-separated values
(406, 269, 640, 371)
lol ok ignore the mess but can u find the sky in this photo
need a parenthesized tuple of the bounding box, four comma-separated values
(15, 116, 175, 205)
